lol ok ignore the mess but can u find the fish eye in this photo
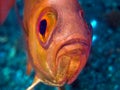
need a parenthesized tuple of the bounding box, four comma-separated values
(37, 8, 58, 43)
(39, 19, 47, 36)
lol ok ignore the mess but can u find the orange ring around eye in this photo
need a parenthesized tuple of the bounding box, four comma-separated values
(37, 7, 58, 43)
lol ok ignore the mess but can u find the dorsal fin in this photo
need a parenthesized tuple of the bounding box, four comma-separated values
(0, 0, 15, 25)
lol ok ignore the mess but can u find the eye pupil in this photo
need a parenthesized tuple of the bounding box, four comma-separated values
(39, 19, 47, 36)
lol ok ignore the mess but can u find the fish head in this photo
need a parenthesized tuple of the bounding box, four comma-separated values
(23, 0, 92, 86)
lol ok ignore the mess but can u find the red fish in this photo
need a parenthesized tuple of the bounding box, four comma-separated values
(0, 0, 92, 90)
(0, 0, 15, 24)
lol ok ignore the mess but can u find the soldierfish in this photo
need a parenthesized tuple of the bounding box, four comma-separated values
(0, 0, 92, 90)
(0, 0, 15, 24)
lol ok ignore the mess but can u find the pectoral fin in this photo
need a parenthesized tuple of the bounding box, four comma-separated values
(26, 60, 32, 75)
(0, 0, 15, 24)
(27, 75, 41, 90)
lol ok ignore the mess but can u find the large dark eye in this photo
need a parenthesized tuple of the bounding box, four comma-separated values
(39, 19, 47, 36)
(37, 8, 57, 43)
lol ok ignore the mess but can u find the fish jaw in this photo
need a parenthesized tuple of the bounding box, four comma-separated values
(46, 33, 91, 85)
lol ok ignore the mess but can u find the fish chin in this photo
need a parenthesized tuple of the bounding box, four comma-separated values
(55, 42, 87, 84)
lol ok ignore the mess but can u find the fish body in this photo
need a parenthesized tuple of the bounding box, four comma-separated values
(23, 0, 92, 87)
(0, 0, 92, 89)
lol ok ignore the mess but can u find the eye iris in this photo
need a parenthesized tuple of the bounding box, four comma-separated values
(39, 19, 47, 36)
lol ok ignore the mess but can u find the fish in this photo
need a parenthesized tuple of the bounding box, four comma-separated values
(0, 0, 15, 24)
(0, 0, 92, 90)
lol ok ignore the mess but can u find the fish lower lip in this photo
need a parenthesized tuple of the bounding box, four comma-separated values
(57, 43, 81, 60)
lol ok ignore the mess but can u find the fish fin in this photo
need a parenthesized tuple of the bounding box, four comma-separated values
(14, 2, 26, 31)
(26, 59, 33, 75)
(27, 75, 41, 90)
(0, 0, 15, 25)
(58, 86, 66, 90)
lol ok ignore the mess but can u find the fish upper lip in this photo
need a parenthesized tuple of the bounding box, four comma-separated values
(62, 38, 89, 47)
(57, 38, 89, 54)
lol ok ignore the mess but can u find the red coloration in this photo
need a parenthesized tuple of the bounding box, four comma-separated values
(0, 0, 92, 89)
(23, 0, 92, 89)
(0, 0, 15, 25)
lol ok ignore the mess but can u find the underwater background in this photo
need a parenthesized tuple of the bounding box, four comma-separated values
(0, 0, 120, 90)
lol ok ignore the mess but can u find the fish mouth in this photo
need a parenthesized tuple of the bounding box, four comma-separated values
(55, 38, 89, 84)
(56, 38, 89, 59)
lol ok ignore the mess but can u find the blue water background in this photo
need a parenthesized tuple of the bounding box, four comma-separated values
(0, 0, 120, 90)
